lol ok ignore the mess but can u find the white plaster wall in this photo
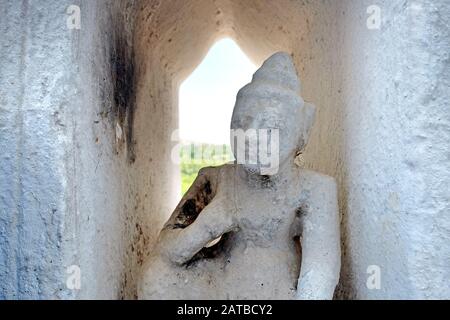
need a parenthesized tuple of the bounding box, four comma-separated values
(1, 0, 448, 299)
(0, 0, 141, 299)
(334, 0, 450, 299)
(67, 0, 139, 299)
(0, 0, 80, 299)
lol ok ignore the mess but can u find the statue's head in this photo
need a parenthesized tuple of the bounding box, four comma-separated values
(230, 52, 316, 176)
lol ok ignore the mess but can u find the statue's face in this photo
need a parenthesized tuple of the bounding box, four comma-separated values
(230, 51, 315, 175)
(230, 91, 315, 176)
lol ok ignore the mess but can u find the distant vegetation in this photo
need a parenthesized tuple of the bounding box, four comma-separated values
(180, 143, 233, 195)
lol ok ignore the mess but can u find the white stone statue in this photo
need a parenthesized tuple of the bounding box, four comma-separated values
(139, 52, 341, 300)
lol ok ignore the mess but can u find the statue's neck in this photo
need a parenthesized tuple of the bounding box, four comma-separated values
(237, 156, 299, 189)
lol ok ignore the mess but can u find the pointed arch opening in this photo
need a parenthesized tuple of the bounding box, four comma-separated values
(177, 38, 257, 195)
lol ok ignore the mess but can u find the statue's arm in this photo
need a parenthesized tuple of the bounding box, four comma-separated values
(296, 174, 341, 300)
(158, 167, 238, 265)
(162, 167, 215, 230)
(162, 197, 237, 265)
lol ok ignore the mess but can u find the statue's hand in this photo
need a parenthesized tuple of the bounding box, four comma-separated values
(158, 167, 238, 265)
(160, 194, 237, 265)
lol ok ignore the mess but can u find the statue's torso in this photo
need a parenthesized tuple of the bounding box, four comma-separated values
(182, 165, 304, 299)
(141, 165, 308, 300)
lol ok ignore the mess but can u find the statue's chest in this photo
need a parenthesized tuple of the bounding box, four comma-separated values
(233, 188, 301, 237)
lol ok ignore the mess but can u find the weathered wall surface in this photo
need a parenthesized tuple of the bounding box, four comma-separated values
(333, 0, 450, 299)
(68, 0, 140, 299)
(0, 0, 140, 299)
(0, 0, 79, 299)
(1, 0, 448, 299)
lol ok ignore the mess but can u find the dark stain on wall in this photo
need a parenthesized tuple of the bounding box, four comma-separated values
(110, 35, 136, 163)
(106, 3, 137, 164)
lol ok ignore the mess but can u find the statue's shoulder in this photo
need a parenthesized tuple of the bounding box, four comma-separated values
(198, 163, 236, 178)
(299, 168, 337, 190)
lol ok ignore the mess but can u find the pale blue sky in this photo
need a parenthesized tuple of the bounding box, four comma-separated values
(179, 38, 257, 145)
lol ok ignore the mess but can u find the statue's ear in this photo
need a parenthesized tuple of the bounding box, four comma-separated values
(301, 102, 316, 147)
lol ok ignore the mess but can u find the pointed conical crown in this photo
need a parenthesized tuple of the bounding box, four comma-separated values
(234, 52, 303, 114)
(251, 52, 301, 92)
